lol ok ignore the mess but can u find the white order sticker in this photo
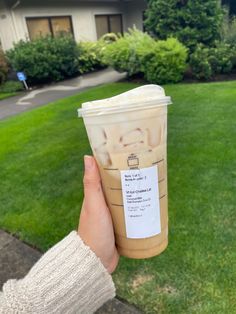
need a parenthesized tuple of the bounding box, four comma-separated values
(121, 165, 161, 239)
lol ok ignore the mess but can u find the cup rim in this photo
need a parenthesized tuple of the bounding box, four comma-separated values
(78, 97, 171, 117)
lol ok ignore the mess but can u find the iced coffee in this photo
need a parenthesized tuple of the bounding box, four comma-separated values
(78, 85, 171, 259)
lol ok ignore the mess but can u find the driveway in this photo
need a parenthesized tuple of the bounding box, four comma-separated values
(0, 68, 126, 120)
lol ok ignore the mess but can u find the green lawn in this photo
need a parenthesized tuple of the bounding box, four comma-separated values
(0, 82, 236, 313)
(0, 92, 16, 100)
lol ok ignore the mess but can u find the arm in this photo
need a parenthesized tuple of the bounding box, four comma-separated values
(0, 156, 119, 314)
(0, 232, 115, 314)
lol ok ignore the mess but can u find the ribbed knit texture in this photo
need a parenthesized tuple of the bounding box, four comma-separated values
(0, 231, 115, 313)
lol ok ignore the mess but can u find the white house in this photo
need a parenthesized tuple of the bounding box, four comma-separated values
(0, 0, 147, 51)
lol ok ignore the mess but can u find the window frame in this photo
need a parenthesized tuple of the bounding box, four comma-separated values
(95, 14, 123, 39)
(26, 15, 74, 40)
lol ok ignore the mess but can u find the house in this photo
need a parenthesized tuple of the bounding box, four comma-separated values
(0, 0, 147, 51)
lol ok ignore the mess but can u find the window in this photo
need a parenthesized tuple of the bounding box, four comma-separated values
(26, 16, 73, 40)
(95, 14, 122, 39)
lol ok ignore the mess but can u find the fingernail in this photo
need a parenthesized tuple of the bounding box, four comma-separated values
(84, 155, 94, 171)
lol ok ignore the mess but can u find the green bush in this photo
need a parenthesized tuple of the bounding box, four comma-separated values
(6, 35, 79, 84)
(77, 34, 118, 74)
(0, 80, 24, 93)
(189, 42, 234, 79)
(77, 39, 108, 74)
(142, 38, 188, 84)
(0, 48, 9, 84)
(77, 42, 101, 74)
(189, 45, 212, 79)
(100, 33, 119, 44)
(102, 28, 156, 75)
(144, 0, 223, 51)
(102, 29, 188, 84)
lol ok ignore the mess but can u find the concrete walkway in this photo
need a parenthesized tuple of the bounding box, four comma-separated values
(0, 68, 126, 120)
(0, 230, 142, 313)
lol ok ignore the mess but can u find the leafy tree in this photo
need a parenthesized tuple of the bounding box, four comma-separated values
(144, 0, 224, 50)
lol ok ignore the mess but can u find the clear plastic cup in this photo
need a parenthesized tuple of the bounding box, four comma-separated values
(78, 85, 171, 259)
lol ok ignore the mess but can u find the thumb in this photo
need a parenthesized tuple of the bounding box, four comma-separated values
(83, 155, 107, 211)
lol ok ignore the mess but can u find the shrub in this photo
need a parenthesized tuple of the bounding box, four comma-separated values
(142, 38, 188, 84)
(102, 28, 156, 75)
(6, 35, 79, 84)
(189, 42, 234, 79)
(77, 42, 101, 74)
(0, 80, 24, 93)
(189, 45, 212, 79)
(101, 33, 119, 44)
(144, 0, 223, 51)
(77, 39, 109, 74)
(102, 29, 188, 84)
(0, 48, 9, 84)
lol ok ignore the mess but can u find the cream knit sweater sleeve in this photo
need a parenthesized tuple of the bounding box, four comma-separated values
(0, 231, 115, 314)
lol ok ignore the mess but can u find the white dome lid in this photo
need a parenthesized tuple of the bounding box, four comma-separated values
(78, 85, 171, 117)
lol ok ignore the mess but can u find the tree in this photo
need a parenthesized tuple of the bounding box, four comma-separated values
(144, 0, 224, 51)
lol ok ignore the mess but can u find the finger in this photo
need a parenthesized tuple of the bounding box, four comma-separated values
(83, 155, 108, 213)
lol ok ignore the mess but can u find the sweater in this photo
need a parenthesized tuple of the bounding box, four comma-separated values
(0, 231, 115, 313)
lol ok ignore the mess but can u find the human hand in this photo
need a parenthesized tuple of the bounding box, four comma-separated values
(78, 156, 119, 274)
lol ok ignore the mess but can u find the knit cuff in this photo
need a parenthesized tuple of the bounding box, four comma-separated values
(3, 231, 115, 313)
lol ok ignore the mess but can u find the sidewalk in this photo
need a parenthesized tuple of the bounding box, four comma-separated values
(0, 68, 126, 120)
(0, 230, 142, 314)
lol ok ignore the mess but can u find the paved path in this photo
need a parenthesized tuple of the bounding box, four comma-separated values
(0, 230, 142, 313)
(0, 68, 126, 120)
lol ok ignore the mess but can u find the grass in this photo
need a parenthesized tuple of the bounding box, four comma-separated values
(0, 82, 236, 313)
(0, 92, 16, 100)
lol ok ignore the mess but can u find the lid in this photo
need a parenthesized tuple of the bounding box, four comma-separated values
(78, 85, 172, 117)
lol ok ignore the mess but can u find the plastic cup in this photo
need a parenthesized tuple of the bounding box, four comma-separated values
(78, 85, 171, 259)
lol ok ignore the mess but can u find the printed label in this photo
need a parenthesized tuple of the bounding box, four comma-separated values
(121, 166, 161, 239)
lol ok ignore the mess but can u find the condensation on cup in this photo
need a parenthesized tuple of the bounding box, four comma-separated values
(78, 85, 172, 259)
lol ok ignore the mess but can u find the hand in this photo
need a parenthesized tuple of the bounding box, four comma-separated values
(78, 156, 119, 274)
